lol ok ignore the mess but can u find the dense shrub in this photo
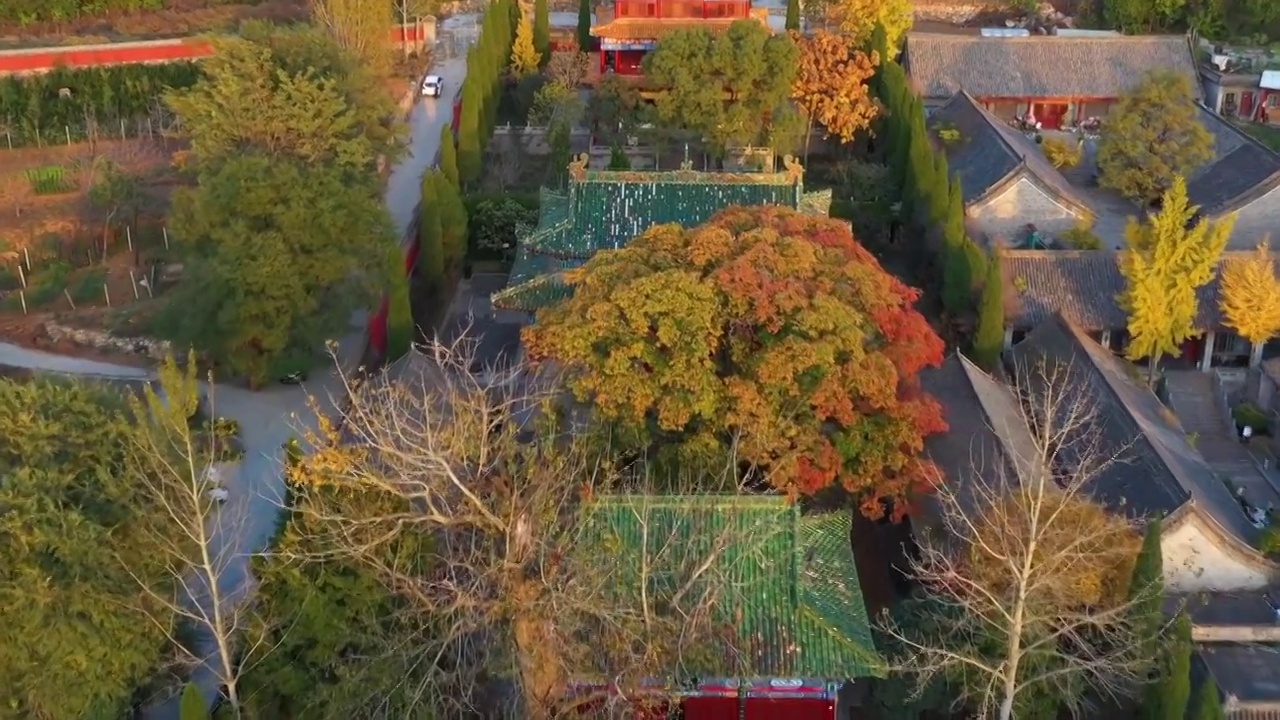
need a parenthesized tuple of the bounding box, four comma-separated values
(1041, 136, 1082, 168)
(2, 0, 163, 25)
(0, 62, 201, 146)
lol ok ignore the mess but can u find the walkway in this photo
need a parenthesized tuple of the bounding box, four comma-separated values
(0, 19, 477, 717)
(1164, 371, 1280, 517)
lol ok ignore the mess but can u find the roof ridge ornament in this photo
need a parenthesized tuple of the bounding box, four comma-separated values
(783, 154, 804, 184)
(568, 153, 589, 182)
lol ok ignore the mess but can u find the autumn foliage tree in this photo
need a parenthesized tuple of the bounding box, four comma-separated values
(1219, 242, 1280, 361)
(524, 206, 947, 517)
(790, 30, 880, 159)
(510, 15, 541, 78)
(1119, 177, 1232, 381)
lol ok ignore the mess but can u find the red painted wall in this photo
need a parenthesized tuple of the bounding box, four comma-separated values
(0, 24, 429, 74)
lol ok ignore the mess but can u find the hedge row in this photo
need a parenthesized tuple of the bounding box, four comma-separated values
(0, 62, 201, 147)
(2, 0, 163, 26)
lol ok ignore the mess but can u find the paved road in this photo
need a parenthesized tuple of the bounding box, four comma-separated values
(0, 18, 476, 716)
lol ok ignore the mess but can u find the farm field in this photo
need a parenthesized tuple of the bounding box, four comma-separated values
(0, 136, 186, 353)
(0, 0, 309, 48)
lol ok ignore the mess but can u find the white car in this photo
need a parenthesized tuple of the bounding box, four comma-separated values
(421, 75, 443, 98)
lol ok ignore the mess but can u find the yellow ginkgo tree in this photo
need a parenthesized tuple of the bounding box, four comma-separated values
(1119, 176, 1233, 384)
(510, 15, 542, 79)
(1220, 241, 1280, 366)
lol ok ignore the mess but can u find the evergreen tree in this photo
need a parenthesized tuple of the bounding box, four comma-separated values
(1146, 612, 1192, 720)
(534, 0, 551, 62)
(785, 0, 801, 32)
(941, 177, 971, 316)
(547, 124, 571, 188)
(1191, 679, 1224, 720)
(433, 171, 470, 274)
(929, 150, 951, 226)
(1130, 520, 1165, 656)
(179, 683, 208, 720)
(578, 0, 593, 52)
(386, 243, 413, 359)
(458, 83, 484, 185)
(608, 144, 631, 170)
(438, 123, 459, 188)
(418, 177, 446, 299)
(970, 251, 1003, 370)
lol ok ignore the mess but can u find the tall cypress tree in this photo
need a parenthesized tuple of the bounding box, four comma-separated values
(941, 177, 970, 316)
(1191, 678, 1224, 720)
(438, 124, 459, 188)
(534, 0, 551, 62)
(418, 177, 445, 297)
(1146, 612, 1192, 720)
(929, 151, 951, 226)
(970, 252, 1003, 370)
(1130, 520, 1165, 657)
(386, 243, 413, 359)
(785, 0, 800, 32)
(578, 0, 593, 52)
(458, 82, 483, 185)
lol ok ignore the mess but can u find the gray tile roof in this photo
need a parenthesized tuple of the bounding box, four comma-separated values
(920, 353, 1042, 500)
(928, 92, 1090, 212)
(1186, 104, 1280, 216)
(1198, 644, 1280, 704)
(1001, 249, 1280, 331)
(1007, 316, 1263, 548)
(905, 32, 1200, 100)
(1169, 590, 1280, 626)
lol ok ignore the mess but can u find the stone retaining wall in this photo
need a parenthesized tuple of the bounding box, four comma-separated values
(43, 321, 171, 360)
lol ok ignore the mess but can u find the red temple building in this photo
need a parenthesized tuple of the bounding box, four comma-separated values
(590, 0, 771, 76)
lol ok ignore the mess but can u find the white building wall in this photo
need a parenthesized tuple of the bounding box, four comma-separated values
(969, 176, 1087, 246)
(1161, 514, 1276, 592)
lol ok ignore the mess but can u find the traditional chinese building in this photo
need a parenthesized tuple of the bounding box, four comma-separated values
(904, 31, 1200, 128)
(491, 155, 831, 314)
(567, 495, 883, 719)
(589, 0, 771, 77)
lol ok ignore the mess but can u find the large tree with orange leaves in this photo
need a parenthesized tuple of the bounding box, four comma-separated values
(790, 30, 880, 158)
(523, 206, 947, 518)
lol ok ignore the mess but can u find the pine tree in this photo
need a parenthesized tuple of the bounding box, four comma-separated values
(534, 0, 551, 62)
(578, 0, 593, 53)
(785, 0, 800, 32)
(438, 123, 459, 188)
(511, 16, 541, 78)
(1191, 678, 1224, 720)
(970, 251, 1003, 370)
(928, 151, 951, 226)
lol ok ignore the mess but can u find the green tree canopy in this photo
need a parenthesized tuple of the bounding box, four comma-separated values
(0, 378, 182, 720)
(643, 21, 799, 154)
(166, 26, 399, 180)
(161, 154, 393, 386)
(1097, 71, 1213, 205)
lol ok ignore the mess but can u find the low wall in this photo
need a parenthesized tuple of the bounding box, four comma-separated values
(488, 124, 592, 155)
(0, 23, 436, 75)
(43, 321, 171, 360)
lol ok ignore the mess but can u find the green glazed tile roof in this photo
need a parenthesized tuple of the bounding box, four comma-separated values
(528, 172, 803, 259)
(576, 494, 884, 680)
(495, 169, 809, 312)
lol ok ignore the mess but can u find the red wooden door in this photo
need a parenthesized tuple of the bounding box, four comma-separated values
(1243, 91, 1256, 118)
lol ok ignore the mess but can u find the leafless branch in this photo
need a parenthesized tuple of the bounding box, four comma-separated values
(123, 359, 274, 715)
(882, 358, 1153, 720)
(275, 334, 777, 719)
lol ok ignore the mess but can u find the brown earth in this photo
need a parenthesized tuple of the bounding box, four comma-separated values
(0, 0, 310, 48)
(0, 136, 186, 356)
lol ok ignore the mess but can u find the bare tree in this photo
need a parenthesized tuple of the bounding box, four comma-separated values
(275, 337, 813, 719)
(882, 359, 1153, 720)
(545, 46, 591, 90)
(125, 357, 271, 717)
(311, 0, 395, 74)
